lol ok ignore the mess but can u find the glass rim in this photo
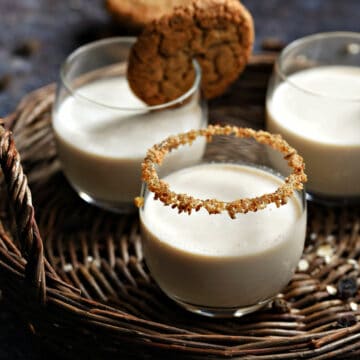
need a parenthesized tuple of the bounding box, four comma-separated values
(275, 31, 360, 102)
(139, 160, 307, 214)
(60, 36, 202, 111)
(135, 125, 307, 218)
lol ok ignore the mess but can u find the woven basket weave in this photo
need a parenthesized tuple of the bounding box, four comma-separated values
(1, 53, 360, 359)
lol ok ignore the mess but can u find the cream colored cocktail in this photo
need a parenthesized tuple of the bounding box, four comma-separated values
(140, 163, 306, 312)
(53, 76, 205, 209)
(53, 38, 207, 212)
(267, 65, 360, 198)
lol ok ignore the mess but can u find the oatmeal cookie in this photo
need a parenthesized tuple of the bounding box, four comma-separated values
(127, 0, 254, 105)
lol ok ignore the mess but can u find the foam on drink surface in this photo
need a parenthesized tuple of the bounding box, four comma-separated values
(142, 163, 302, 257)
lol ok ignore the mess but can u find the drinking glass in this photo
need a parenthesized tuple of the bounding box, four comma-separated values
(52, 37, 207, 213)
(138, 126, 307, 317)
(266, 32, 360, 204)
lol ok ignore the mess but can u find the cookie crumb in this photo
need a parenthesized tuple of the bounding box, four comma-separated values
(298, 259, 309, 272)
(134, 196, 144, 207)
(326, 285, 337, 296)
(316, 244, 333, 258)
(350, 302, 358, 311)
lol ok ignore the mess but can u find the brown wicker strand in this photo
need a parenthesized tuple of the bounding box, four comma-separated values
(0, 126, 46, 302)
(0, 53, 359, 359)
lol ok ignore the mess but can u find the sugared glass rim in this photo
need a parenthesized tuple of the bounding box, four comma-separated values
(275, 31, 360, 102)
(135, 125, 307, 219)
(60, 37, 202, 111)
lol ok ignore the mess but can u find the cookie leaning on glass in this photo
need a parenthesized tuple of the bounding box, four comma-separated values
(127, 0, 254, 105)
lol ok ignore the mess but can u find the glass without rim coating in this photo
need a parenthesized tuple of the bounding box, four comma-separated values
(266, 32, 360, 205)
(139, 132, 307, 318)
(52, 37, 207, 213)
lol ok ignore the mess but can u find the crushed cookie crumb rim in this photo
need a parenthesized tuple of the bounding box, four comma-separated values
(135, 125, 307, 218)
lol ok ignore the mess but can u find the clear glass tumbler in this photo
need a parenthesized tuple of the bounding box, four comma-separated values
(52, 37, 207, 213)
(138, 126, 307, 318)
(266, 32, 360, 204)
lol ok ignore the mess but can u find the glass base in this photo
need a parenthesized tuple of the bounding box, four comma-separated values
(306, 192, 360, 207)
(170, 295, 272, 318)
(78, 191, 136, 214)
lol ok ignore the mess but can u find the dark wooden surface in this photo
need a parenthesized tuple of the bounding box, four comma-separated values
(0, 0, 360, 359)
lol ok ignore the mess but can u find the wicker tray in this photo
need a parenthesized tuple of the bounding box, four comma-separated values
(1, 53, 360, 359)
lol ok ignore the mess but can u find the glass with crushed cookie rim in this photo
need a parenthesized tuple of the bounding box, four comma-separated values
(137, 126, 307, 318)
(52, 37, 207, 213)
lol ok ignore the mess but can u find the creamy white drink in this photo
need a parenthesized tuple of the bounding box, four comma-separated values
(140, 163, 306, 309)
(267, 66, 360, 198)
(53, 77, 206, 207)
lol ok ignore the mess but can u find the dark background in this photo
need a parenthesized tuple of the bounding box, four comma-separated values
(1, 0, 360, 117)
(0, 0, 359, 358)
